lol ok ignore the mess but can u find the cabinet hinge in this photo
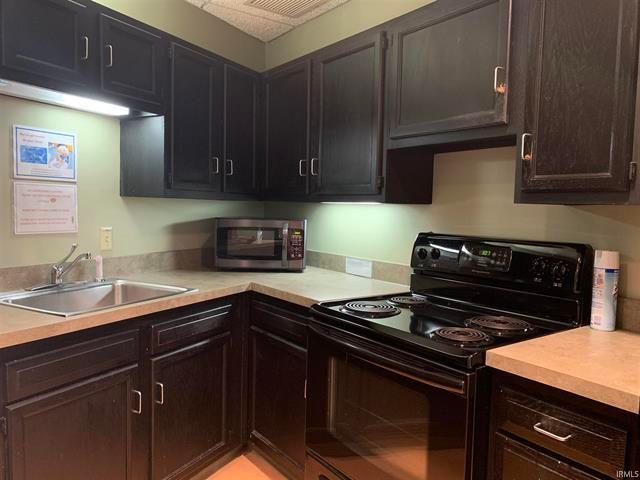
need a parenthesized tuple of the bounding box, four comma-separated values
(376, 176, 385, 190)
(168, 46, 173, 59)
(629, 161, 637, 184)
(0, 417, 7, 436)
(167, 170, 174, 187)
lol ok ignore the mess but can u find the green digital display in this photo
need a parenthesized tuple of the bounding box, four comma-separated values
(479, 249, 492, 257)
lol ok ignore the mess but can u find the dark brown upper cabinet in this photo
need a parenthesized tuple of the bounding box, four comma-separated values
(518, 0, 638, 198)
(168, 43, 224, 193)
(387, 0, 512, 140)
(309, 30, 386, 197)
(150, 334, 232, 480)
(0, 0, 96, 89)
(99, 13, 164, 109)
(223, 64, 259, 195)
(264, 60, 311, 199)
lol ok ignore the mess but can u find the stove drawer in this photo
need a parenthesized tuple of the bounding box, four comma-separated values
(495, 386, 628, 477)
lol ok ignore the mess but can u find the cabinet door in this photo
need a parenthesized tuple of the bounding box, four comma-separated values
(520, 0, 638, 193)
(387, 0, 511, 139)
(223, 65, 258, 194)
(264, 60, 311, 198)
(169, 43, 224, 192)
(249, 326, 307, 477)
(0, 0, 94, 87)
(6, 366, 142, 480)
(151, 334, 231, 480)
(99, 13, 164, 106)
(493, 434, 599, 480)
(310, 31, 385, 196)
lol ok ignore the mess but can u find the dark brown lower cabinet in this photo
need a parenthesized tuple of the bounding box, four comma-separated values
(249, 296, 309, 480)
(489, 371, 640, 479)
(6, 365, 143, 480)
(493, 433, 599, 480)
(150, 334, 232, 480)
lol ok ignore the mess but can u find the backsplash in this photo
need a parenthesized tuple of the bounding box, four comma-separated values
(0, 249, 202, 292)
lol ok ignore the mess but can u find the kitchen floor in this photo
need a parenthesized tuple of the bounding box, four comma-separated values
(206, 451, 287, 480)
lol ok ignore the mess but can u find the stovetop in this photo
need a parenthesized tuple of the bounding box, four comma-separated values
(312, 293, 551, 369)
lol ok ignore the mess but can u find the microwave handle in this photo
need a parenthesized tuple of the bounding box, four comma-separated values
(282, 222, 289, 267)
(309, 323, 467, 395)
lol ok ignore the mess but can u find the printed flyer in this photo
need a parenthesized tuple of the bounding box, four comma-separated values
(13, 181, 78, 235)
(13, 125, 77, 182)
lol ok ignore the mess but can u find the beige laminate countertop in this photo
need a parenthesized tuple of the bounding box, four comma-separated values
(0, 267, 407, 350)
(487, 326, 640, 414)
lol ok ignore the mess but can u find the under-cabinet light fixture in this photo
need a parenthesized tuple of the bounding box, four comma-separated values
(0, 79, 130, 117)
(321, 202, 382, 205)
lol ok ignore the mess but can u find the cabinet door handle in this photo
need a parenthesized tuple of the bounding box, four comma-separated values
(131, 390, 142, 414)
(298, 159, 308, 177)
(310, 157, 319, 176)
(210, 157, 220, 175)
(494, 66, 506, 94)
(105, 44, 113, 68)
(533, 422, 572, 442)
(225, 159, 234, 176)
(80, 36, 89, 61)
(521, 133, 533, 161)
(155, 382, 164, 405)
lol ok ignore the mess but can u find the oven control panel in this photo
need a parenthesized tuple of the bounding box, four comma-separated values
(288, 229, 305, 260)
(459, 243, 511, 272)
(411, 233, 593, 294)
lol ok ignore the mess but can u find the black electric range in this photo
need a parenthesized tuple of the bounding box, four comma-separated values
(305, 234, 594, 480)
(311, 233, 594, 369)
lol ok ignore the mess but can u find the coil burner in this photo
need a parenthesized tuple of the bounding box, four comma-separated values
(341, 302, 401, 318)
(432, 327, 493, 348)
(465, 315, 533, 337)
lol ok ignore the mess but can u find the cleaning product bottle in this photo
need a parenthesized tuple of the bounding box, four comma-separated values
(590, 250, 619, 331)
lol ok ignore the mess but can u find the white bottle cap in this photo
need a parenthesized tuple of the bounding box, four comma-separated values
(594, 250, 620, 270)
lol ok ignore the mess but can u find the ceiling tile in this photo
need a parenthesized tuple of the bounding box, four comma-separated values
(191, 0, 351, 42)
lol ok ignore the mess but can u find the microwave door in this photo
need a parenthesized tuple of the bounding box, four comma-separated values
(217, 226, 285, 264)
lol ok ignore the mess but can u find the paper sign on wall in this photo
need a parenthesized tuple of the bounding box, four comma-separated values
(13, 181, 78, 235)
(13, 125, 77, 182)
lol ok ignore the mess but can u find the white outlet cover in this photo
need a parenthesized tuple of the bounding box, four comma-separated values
(100, 227, 113, 251)
(345, 257, 373, 278)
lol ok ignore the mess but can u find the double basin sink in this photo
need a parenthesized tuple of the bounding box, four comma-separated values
(0, 279, 195, 317)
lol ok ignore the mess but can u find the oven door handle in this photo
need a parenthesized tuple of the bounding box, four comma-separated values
(310, 324, 467, 395)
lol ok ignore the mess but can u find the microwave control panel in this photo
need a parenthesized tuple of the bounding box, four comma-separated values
(288, 229, 305, 260)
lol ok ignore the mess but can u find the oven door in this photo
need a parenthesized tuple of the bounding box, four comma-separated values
(306, 321, 476, 480)
(215, 222, 286, 268)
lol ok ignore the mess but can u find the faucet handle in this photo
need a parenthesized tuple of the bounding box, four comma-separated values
(54, 243, 78, 267)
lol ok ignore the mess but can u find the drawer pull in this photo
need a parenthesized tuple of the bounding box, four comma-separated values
(533, 422, 572, 442)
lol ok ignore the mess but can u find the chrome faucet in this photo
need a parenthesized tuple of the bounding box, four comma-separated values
(50, 244, 92, 285)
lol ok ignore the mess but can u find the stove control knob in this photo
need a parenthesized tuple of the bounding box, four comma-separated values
(430, 248, 441, 260)
(417, 248, 428, 260)
(530, 258, 548, 277)
(552, 262, 568, 278)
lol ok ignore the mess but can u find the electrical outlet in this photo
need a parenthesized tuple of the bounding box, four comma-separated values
(345, 257, 373, 278)
(100, 227, 113, 251)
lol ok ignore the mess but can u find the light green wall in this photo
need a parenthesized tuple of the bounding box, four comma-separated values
(265, 147, 640, 299)
(94, 0, 265, 71)
(0, 96, 263, 268)
(265, 0, 436, 69)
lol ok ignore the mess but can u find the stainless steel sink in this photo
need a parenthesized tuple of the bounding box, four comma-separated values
(0, 279, 196, 317)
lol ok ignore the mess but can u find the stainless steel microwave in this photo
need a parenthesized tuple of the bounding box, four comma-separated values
(210, 218, 307, 271)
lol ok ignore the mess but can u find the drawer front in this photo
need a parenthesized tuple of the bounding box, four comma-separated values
(5, 330, 139, 403)
(251, 299, 309, 347)
(151, 303, 232, 354)
(496, 386, 628, 477)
